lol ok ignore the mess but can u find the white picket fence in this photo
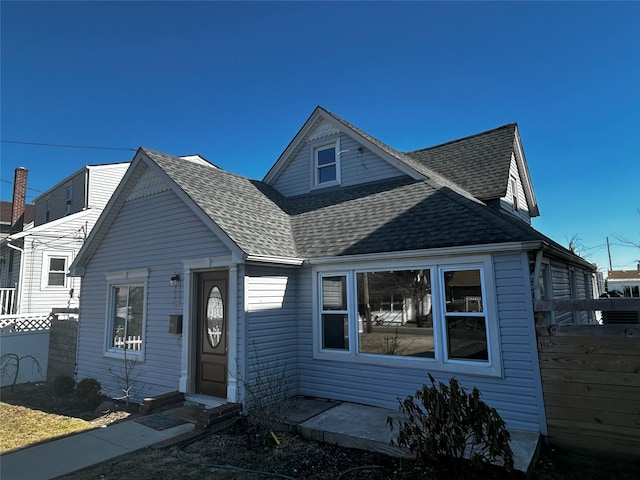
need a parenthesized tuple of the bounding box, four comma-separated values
(0, 288, 16, 315)
(113, 335, 142, 351)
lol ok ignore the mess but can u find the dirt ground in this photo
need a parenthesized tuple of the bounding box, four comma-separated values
(1, 382, 519, 480)
(8, 382, 640, 480)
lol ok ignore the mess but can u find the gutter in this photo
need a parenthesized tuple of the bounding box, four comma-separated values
(307, 241, 544, 266)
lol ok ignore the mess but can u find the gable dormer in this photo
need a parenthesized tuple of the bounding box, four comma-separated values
(264, 108, 416, 197)
(406, 123, 539, 225)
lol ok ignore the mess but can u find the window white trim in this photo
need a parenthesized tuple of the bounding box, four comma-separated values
(40, 250, 73, 289)
(313, 256, 502, 377)
(311, 137, 341, 189)
(104, 268, 149, 360)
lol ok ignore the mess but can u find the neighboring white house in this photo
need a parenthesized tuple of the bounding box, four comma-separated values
(607, 267, 640, 298)
(0, 163, 129, 316)
(69, 107, 596, 439)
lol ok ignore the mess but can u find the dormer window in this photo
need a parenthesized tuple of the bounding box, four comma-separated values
(510, 176, 519, 211)
(314, 142, 340, 187)
(65, 184, 73, 215)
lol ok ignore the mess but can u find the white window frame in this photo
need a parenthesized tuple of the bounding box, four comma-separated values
(104, 269, 149, 360)
(41, 251, 73, 289)
(313, 256, 502, 377)
(311, 138, 341, 189)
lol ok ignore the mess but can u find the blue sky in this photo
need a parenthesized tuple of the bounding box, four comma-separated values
(1, 1, 638, 272)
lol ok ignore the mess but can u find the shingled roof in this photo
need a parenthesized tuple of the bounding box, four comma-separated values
(143, 149, 297, 258)
(405, 124, 518, 202)
(142, 149, 581, 265)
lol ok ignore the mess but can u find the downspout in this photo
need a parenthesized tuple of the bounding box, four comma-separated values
(532, 250, 543, 300)
(7, 241, 24, 315)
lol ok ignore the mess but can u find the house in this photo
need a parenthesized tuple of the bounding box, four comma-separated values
(0, 163, 129, 315)
(607, 267, 640, 298)
(69, 107, 596, 437)
(0, 167, 35, 313)
(602, 267, 640, 323)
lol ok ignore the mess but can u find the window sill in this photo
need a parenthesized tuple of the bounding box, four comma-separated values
(311, 180, 341, 190)
(103, 350, 143, 361)
(313, 349, 502, 378)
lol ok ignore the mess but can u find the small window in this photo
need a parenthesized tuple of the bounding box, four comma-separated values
(45, 198, 51, 222)
(314, 144, 339, 186)
(510, 176, 519, 211)
(65, 185, 73, 215)
(105, 269, 148, 359)
(109, 284, 145, 354)
(47, 257, 67, 286)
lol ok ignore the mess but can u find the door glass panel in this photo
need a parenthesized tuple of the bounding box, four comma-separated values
(206, 286, 224, 348)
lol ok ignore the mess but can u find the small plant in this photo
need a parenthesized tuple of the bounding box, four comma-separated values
(53, 375, 75, 395)
(74, 378, 102, 406)
(0, 353, 43, 391)
(239, 341, 297, 446)
(387, 374, 514, 478)
(108, 349, 144, 406)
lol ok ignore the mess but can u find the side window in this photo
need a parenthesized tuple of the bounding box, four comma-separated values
(41, 252, 72, 289)
(320, 275, 349, 350)
(510, 176, 519, 211)
(105, 269, 148, 359)
(48, 257, 67, 286)
(441, 268, 488, 361)
(313, 143, 340, 187)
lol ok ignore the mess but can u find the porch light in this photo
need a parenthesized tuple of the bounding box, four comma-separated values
(170, 274, 180, 287)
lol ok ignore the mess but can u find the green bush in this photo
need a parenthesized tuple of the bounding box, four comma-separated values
(387, 374, 514, 478)
(73, 378, 102, 406)
(53, 375, 75, 395)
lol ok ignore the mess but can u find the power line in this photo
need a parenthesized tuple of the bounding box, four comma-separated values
(1, 140, 136, 152)
(1, 178, 43, 193)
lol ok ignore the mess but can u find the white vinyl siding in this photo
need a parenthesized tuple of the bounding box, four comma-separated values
(75, 188, 232, 400)
(499, 155, 531, 224)
(15, 164, 129, 316)
(297, 253, 545, 433)
(272, 132, 406, 197)
(86, 164, 130, 210)
(243, 266, 299, 403)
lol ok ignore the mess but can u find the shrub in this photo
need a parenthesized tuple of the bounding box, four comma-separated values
(53, 375, 75, 395)
(74, 378, 102, 406)
(387, 374, 514, 478)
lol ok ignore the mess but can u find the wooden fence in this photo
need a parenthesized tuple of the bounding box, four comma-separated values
(535, 298, 640, 456)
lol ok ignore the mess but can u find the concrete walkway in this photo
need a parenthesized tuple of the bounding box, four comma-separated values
(0, 419, 195, 480)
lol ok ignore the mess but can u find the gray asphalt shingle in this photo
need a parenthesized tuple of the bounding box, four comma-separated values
(405, 124, 517, 201)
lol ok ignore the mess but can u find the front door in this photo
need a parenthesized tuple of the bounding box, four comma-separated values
(196, 271, 228, 397)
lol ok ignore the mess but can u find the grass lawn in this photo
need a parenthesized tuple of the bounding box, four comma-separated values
(0, 402, 94, 454)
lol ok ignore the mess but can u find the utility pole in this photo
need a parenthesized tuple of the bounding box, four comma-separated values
(606, 237, 613, 272)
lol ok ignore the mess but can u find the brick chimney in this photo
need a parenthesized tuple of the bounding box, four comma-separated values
(10, 167, 28, 233)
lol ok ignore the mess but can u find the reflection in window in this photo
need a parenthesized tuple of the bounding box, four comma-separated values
(111, 285, 144, 351)
(356, 270, 434, 357)
(442, 269, 488, 361)
(321, 275, 348, 350)
(315, 145, 337, 185)
(47, 257, 67, 286)
(206, 287, 224, 348)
